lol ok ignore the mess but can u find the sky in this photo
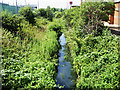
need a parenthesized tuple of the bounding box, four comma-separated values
(0, 0, 82, 9)
(1, 0, 119, 9)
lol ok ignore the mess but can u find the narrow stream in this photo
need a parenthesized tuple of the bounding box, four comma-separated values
(56, 33, 76, 88)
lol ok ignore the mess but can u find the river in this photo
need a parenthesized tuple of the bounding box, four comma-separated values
(56, 33, 76, 88)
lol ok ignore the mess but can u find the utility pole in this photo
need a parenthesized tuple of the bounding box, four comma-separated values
(37, 0, 39, 9)
(25, 0, 27, 5)
(16, 0, 18, 14)
(67, 0, 68, 9)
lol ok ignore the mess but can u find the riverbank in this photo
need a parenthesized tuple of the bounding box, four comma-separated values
(64, 28, 120, 89)
(1, 14, 63, 89)
(62, 2, 120, 88)
(2, 27, 60, 89)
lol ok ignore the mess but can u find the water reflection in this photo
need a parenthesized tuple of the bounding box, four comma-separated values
(56, 33, 76, 88)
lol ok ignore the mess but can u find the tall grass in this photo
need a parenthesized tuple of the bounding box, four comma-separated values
(64, 29, 120, 89)
(2, 20, 60, 89)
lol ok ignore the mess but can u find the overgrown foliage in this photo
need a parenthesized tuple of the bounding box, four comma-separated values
(63, 2, 115, 36)
(2, 11, 23, 33)
(34, 6, 53, 21)
(48, 19, 66, 39)
(55, 11, 62, 18)
(2, 2, 119, 89)
(63, 1, 119, 89)
(2, 27, 59, 89)
(65, 29, 120, 89)
(1, 7, 64, 89)
(19, 6, 35, 25)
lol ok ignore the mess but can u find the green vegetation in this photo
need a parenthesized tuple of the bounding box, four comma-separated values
(19, 6, 35, 25)
(63, 2, 114, 36)
(1, 1, 120, 89)
(48, 19, 66, 39)
(65, 30, 120, 89)
(2, 28, 59, 89)
(63, 2, 120, 89)
(34, 6, 53, 21)
(55, 11, 63, 18)
(2, 11, 23, 33)
(1, 6, 63, 89)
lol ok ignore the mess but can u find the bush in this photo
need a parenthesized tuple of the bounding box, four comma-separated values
(19, 6, 35, 25)
(34, 6, 53, 21)
(2, 11, 23, 34)
(63, 2, 115, 36)
(55, 11, 62, 18)
(75, 31, 119, 89)
(34, 8, 46, 18)
(45, 6, 53, 21)
(65, 28, 120, 89)
(48, 19, 66, 39)
(63, 1, 119, 89)
(2, 27, 59, 89)
(35, 18, 49, 30)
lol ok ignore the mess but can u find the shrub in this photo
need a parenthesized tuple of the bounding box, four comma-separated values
(34, 6, 53, 21)
(2, 27, 59, 89)
(48, 19, 66, 39)
(63, 2, 115, 36)
(63, 1, 119, 89)
(55, 11, 62, 18)
(2, 11, 23, 34)
(46, 6, 53, 21)
(64, 29, 120, 89)
(19, 6, 35, 25)
(34, 8, 46, 18)
(35, 18, 49, 30)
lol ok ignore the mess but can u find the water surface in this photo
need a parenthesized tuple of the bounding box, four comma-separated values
(56, 33, 76, 88)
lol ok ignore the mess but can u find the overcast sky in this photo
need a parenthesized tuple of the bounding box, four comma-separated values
(0, 0, 82, 9)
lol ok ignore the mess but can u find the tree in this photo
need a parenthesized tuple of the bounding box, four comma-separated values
(19, 6, 35, 25)
(55, 11, 62, 18)
(2, 11, 23, 33)
(46, 6, 53, 21)
(34, 6, 53, 21)
(63, 2, 115, 36)
(34, 8, 46, 18)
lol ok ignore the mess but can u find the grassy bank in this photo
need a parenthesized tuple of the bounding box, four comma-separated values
(64, 29, 120, 89)
(62, 2, 120, 89)
(2, 25, 60, 89)
(1, 8, 64, 88)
